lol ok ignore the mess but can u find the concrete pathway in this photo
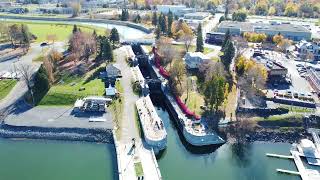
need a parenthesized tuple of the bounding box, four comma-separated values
(114, 47, 162, 180)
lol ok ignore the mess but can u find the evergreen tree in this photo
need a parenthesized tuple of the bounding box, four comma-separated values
(21, 24, 30, 48)
(34, 64, 50, 97)
(72, 24, 78, 34)
(109, 28, 120, 49)
(196, 24, 204, 52)
(203, 75, 226, 111)
(167, 10, 173, 37)
(104, 38, 113, 61)
(222, 30, 231, 48)
(155, 25, 161, 40)
(134, 14, 141, 23)
(158, 13, 167, 34)
(221, 40, 235, 70)
(92, 30, 97, 39)
(152, 11, 157, 27)
(121, 9, 129, 21)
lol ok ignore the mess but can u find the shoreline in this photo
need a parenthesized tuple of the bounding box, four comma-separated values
(0, 124, 114, 143)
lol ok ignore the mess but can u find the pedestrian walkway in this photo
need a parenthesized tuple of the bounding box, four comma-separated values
(114, 47, 162, 180)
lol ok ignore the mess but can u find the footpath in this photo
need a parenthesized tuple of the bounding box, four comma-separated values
(114, 47, 162, 180)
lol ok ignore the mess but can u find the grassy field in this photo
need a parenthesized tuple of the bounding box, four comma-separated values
(2, 21, 107, 43)
(0, 79, 17, 100)
(38, 74, 105, 106)
(144, 44, 213, 56)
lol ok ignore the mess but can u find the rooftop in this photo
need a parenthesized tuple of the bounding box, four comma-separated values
(219, 21, 310, 33)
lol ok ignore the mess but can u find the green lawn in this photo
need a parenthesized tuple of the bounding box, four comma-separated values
(144, 44, 213, 56)
(2, 21, 106, 43)
(0, 80, 17, 100)
(38, 74, 105, 106)
(134, 162, 144, 177)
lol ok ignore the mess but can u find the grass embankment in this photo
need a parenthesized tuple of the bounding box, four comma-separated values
(38, 70, 105, 106)
(1, 21, 106, 43)
(109, 81, 124, 139)
(144, 44, 213, 56)
(0, 80, 17, 100)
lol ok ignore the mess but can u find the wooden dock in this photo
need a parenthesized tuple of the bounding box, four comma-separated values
(276, 169, 300, 175)
(266, 153, 293, 159)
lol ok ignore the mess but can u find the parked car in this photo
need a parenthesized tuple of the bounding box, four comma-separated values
(293, 92, 299, 98)
(274, 89, 279, 96)
(296, 64, 304, 68)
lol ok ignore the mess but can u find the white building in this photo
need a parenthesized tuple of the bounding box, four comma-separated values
(183, 12, 212, 29)
(156, 5, 195, 17)
(296, 40, 320, 61)
(184, 52, 210, 70)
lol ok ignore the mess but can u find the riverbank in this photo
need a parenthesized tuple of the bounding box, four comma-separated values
(0, 124, 114, 143)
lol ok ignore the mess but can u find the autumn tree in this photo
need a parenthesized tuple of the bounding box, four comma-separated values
(169, 59, 187, 96)
(285, 2, 299, 17)
(71, 1, 81, 17)
(46, 34, 57, 44)
(157, 37, 175, 66)
(69, 31, 97, 62)
(272, 33, 284, 44)
(203, 75, 227, 111)
(180, 33, 194, 53)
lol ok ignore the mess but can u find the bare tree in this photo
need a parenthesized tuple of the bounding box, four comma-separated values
(69, 31, 97, 63)
(46, 34, 57, 44)
(199, 60, 226, 82)
(233, 36, 248, 56)
(17, 63, 35, 105)
(157, 37, 176, 67)
(179, 33, 194, 52)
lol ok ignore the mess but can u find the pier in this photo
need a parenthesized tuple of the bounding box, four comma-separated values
(276, 169, 300, 175)
(266, 153, 293, 159)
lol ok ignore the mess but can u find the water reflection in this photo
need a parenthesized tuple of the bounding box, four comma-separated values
(230, 142, 252, 168)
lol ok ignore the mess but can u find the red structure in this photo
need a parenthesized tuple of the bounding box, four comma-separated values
(153, 47, 201, 121)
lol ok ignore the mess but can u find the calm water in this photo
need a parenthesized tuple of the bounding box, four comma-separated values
(0, 102, 304, 180)
(0, 139, 117, 180)
(152, 97, 300, 180)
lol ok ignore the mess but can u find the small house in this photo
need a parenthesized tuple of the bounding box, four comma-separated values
(183, 52, 210, 70)
(100, 64, 122, 85)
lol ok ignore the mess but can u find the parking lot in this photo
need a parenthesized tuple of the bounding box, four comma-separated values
(5, 106, 114, 130)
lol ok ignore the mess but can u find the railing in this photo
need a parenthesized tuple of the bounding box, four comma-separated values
(151, 148, 162, 180)
(112, 129, 123, 180)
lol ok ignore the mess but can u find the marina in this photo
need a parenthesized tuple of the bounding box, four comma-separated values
(267, 129, 320, 180)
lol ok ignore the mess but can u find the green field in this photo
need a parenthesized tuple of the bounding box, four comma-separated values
(38, 74, 105, 106)
(2, 21, 107, 43)
(0, 80, 17, 100)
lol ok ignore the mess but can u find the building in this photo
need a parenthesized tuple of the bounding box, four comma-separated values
(105, 84, 118, 97)
(74, 96, 112, 112)
(296, 40, 320, 61)
(307, 69, 320, 96)
(183, 52, 210, 70)
(183, 12, 212, 29)
(156, 5, 195, 17)
(205, 32, 225, 45)
(218, 21, 311, 41)
(100, 64, 122, 85)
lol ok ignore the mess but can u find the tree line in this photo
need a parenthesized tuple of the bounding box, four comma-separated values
(0, 23, 34, 51)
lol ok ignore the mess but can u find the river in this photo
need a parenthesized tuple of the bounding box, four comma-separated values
(0, 138, 118, 180)
(0, 97, 302, 180)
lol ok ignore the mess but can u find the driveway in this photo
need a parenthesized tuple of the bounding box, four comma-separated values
(0, 42, 65, 117)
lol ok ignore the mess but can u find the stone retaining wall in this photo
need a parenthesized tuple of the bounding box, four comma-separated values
(0, 124, 114, 143)
(0, 15, 152, 33)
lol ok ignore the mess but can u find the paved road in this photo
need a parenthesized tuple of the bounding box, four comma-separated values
(0, 42, 65, 118)
(115, 47, 139, 143)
